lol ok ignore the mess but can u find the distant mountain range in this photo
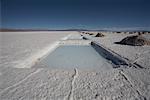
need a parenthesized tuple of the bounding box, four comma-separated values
(0, 28, 88, 32)
(0, 28, 150, 32)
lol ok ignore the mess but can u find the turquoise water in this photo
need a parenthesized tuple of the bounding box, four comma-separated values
(39, 45, 112, 70)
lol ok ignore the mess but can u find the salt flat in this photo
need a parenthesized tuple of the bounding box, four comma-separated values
(0, 31, 71, 68)
(0, 31, 150, 100)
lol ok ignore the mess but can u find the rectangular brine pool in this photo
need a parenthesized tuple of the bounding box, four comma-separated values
(34, 40, 127, 70)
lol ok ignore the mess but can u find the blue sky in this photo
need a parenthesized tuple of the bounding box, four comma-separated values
(1, 0, 150, 30)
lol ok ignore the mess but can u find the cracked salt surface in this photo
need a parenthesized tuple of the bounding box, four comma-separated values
(65, 68, 78, 100)
(1, 32, 150, 100)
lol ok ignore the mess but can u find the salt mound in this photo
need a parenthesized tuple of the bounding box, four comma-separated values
(95, 33, 105, 37)
(115, 35, 150, 46)
(89, 33, 94, 35)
